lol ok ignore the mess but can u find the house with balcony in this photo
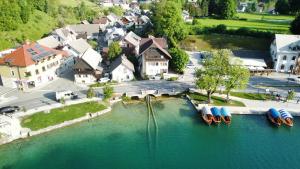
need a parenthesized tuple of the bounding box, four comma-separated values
(270, 34, 300, 73)
(138, 36, 171, 78)
(0, 42, 67, 90)
(73, 48, 103, 84)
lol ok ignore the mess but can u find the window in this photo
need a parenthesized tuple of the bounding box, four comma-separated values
(42, 67, 46, 72)
(24, 72, 31, 77)
(283, 55, 287, 60)
(292, 56, 296, 60)
(290, 65, 294, 71)
(280, 64, 285, 70)
(11, 70, 15, 76)
(35, 69, 39, 75)
(156, 62, 159, 66)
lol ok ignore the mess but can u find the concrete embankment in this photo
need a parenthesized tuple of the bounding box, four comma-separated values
(186, 95, 300, 116)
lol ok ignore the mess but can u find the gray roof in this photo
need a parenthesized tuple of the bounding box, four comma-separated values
(37, 35, 61, 48)
(68, 24, 104, 37)
(68, 38, 92, 54)
(80, 48, 103, 70)
(124, 31, 141, 47)
(110, 54, 135, 72)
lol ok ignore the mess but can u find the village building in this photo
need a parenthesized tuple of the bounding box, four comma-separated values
(73, 48, 103, 84)
(109, 54, 135, 82)
(138, 36, 171, 78)
(270, 34, 300, 73)
(0, 42, 68, 90)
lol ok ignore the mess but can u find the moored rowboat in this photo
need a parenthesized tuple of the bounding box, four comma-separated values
(267, 108, 282, 127)
(220, 107, 231, 125)
(210, 107, 221, 124)
(279, 109, 293, 127)
(201, 106, 213, 125)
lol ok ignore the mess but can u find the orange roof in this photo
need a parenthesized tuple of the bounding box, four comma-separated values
(0, 43, 65, 67)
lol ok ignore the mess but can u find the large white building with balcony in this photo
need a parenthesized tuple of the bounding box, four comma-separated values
(270, 34, 300, 73)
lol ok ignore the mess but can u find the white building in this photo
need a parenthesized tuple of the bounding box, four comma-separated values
(63, 38, 92, 57)
(138, 36, 171, 78)
(105, 27, 126, 46)
(109, 54, 135, 82)
(52, 27, 77, 46)
(270, 34, 300, 73)
(73, 48, 103, 84)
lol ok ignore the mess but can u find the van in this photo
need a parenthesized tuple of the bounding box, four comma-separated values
(55, 90, 78, 102)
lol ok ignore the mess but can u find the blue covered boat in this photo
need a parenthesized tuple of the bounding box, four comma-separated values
(279, 109, 293, 127)
(267, 108, 282, 127)
(221, 107, 232, 125)
(210, 107, 221, 124)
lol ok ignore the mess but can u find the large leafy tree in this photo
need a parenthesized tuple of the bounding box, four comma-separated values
(169, 47, 189, 73)
(275, 0, 290, 15)
(108, 42, 122, 60)
(290, 14, 300, 34)
(224, 61, 250, 102)
(195, 49, 230, 103)
(0, 0, 22, 31)
(218, 0, 236, 19)
(152, 0, 188, 43)
(200, 0, 209, 16)
(208, 0, 219, 16)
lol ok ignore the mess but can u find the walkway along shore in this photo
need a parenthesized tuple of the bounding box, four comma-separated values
(0, 98, 117, 146)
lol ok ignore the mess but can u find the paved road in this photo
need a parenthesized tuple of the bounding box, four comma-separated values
(0, 65, 299, 110)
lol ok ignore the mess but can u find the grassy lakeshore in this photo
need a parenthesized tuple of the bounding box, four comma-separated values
(230, 92, 273, 100)
(189, 93, 246, 107)
(21, 102, 107, 131)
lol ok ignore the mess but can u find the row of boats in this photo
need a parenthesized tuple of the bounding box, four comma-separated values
(267, 108, 294, 127)
(201, 106, 294, 127)
(201, 107, 231, 125)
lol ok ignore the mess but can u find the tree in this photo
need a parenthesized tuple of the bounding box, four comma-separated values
(275, 0, 290, 15)
(87, 87, 96, 98)
(290, 14, 300, 34)
(218, 0, 237, 19)
(224, 62, 250, 102)
(195, 49, 231, 103)
(0, 0, 22, 31)
(152, 1, 188, 42)
(286, 90, 295, 102)
(103, 85, 114, 100)
(208, 0, 218, 16)
(200, 0, 209, 16)
(169, 47, 189, 73)
(289, 0, 300, 13)
(19, 0, 32, 24)
(108, 42, 122, 60)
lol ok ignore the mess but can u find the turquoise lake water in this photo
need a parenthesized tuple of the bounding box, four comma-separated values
(0, 98, 300, 169)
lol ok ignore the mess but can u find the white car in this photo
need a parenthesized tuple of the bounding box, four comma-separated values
(55, 90, 78, 102)
(99, 77, 110, 83)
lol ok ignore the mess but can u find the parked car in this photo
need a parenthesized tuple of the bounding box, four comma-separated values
(55, 90, 78, 102)
(0, 106, 20, 114)
(99, 77, 110, 83)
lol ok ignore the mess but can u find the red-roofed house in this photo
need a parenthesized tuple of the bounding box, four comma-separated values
(0, 42, 68, 90)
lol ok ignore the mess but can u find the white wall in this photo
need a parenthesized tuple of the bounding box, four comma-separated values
(141, 56, 168, 77)
(74, 74, 97, 84)
(111, 64, 134, 82)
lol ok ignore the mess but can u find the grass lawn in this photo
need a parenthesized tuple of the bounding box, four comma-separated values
(192, 13, 294, 33)
(179, 34, 271, 51)
(189, 93, 246, 107)
(230, 92, 272, 100)
(21, 101, 107, 131)
(59, 0, 98, 8)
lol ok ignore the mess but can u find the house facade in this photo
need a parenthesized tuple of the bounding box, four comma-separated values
(270, 34, 300, 73)
(110, 54, 135, 82)
(0, 43, 67, 90)
(138, 36, 171, 78)
(73, 48, 103, 84)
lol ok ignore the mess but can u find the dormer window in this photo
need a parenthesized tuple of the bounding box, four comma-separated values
(292, 56, 296, 60)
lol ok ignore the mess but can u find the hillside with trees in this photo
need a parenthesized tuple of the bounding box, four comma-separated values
(0, 0, 103, 50)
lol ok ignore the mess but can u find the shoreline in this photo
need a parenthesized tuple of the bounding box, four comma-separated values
(1, 96, 299, 146)
(0, 99, 117, 146)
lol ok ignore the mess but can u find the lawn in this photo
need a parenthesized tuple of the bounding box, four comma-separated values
(59, 0, 98, 8)
(192, 13, 294, 33)
(189, 93, 246, 107)
(230, 92, 272, 100)
(21, 101, 107, 131)
(179, 34, 271, 51)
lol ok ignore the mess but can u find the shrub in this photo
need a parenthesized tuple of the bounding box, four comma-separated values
(103, 85, 114, 100)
